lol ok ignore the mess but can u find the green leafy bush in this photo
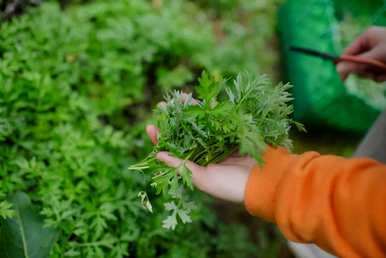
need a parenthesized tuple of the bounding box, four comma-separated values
(0, 0, 282, 257)
(192, 0, 282, 77)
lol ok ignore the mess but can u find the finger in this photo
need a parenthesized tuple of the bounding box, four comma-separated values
(146, 124, 159, 144)
(156, 152, 207, 190)
(359, 47, 386, 80)
(337, 62, 377, 81)
(336, 61, 366, 80)
(343, 35, 369, 56)
(156, 152, 204, 175)
(342, 26, 382, 56)
(156, 151, 210, 193)
(156, 152, 182, 167)
(337, 47, 385, 80)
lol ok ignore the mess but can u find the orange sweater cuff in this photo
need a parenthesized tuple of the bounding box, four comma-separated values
(244, 147, 295, 221)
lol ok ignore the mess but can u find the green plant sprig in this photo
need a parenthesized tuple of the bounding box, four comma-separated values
(129, 72, 304, 229)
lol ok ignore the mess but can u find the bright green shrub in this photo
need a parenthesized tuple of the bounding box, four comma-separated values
(0, 0, 281, 257)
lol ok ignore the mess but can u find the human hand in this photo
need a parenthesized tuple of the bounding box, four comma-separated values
(337, 26, 386, 82)
(146, 124, 256, 203)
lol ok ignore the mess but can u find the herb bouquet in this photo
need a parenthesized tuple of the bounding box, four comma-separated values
(129, 72, 303, 229)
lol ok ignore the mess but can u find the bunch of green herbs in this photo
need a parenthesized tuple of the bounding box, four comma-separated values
(130, 73, 302, 229)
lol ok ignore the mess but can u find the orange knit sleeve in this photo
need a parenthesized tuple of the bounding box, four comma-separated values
(245, 147, 386, 258)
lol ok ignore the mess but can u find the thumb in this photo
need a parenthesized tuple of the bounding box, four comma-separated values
(156, 152, 205, 182)
(156, 152, 209, 192)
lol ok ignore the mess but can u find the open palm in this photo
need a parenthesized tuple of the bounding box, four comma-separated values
(146, 125, 255, 203)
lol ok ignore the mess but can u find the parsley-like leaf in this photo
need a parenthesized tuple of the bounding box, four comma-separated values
(129, 72, 303, 229)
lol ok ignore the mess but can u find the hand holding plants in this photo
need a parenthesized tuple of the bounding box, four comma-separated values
(129, 73, 301, 229)
(146, 124, 254, 203)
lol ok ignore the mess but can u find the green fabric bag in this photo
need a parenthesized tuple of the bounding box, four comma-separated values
(278, 0, 386, 133)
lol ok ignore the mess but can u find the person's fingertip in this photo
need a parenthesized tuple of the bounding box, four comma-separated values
(145, 124, 153, 134)
(155, 152, 203, 176)
(155, 151, 169, 161)
(146, 124, 158, 144)
(156, 152, 182, 168)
